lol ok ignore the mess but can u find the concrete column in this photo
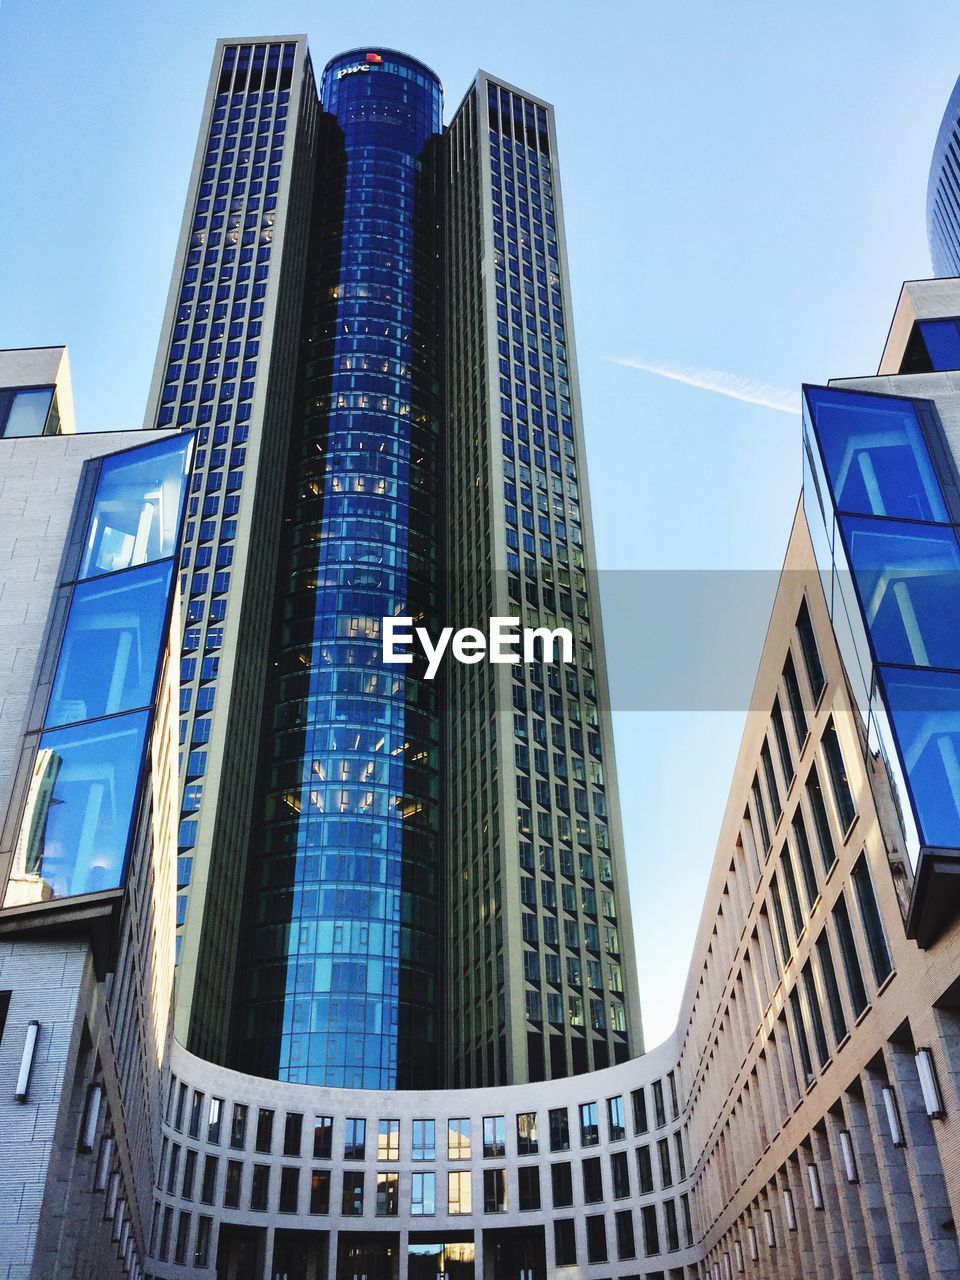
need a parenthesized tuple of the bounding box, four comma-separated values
(810, 1124, 853, 1279)
(888, 1040, 960, 1279)
(844, 1084, 898, 1280)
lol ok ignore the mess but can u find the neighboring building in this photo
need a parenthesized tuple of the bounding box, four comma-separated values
(0, 350, 190, 1279)
(143, 38, 641, 1087)
(928, 73, 960, 276)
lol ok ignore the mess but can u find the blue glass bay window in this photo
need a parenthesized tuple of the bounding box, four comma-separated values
(2, 433, 191, 910)
(803, 381, 960, 941)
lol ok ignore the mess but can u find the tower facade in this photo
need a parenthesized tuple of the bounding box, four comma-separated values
(928, 73, 960, 276)
(145, 38, 643, 1088)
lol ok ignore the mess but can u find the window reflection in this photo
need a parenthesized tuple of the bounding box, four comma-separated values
(4, 711, 148, 907)
(839, 515, 960, 669)
(880, 666, 960, 849)
(80, 435, 192, 579)
(0, 386, 55, 438)
(47, 563, 173, 726)
(805, 387, 949, 522)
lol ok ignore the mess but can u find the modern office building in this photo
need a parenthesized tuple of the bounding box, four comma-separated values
(928, 72, 960, 276)
(142, 37, 641, 1088)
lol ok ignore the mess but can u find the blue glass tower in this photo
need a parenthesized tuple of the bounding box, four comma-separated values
(231, 49, 444, 1087)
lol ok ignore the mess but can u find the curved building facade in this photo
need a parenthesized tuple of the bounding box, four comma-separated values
(230, 50, 445, 1088)
(928, 73, 960, 276)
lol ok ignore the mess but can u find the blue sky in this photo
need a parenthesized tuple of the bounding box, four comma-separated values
(3, 1, 959, 1045)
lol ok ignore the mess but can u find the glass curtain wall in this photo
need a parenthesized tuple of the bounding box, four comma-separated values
(232, 50, 444, 1087)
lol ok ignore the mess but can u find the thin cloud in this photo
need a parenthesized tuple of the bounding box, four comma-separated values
(612, 357, 801, 415)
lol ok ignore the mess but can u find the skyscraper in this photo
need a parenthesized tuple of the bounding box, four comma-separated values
(928, 72, 960, 276)
(144, 38, 642, 1088)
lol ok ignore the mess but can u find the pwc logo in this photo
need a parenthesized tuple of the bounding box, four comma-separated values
(337, 52, 384, 79)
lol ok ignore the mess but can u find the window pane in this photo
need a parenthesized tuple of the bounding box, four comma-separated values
(839, 514, 960, 668)
(1, 386, 53, 438)
(80, 434, 193, 579)
(853, 856, 893, 984)
(47, 565, 172, 726)
(5, 710, 147, 905)
(880, 665, 960, 848)
(805, 386, 949, 522)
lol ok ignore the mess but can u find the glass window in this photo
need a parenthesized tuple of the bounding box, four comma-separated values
(880, 666, 960, 848)
(802, 962, 830, 1067)
(761, 740, 782, 822)
(5, 711, 147, 906)
(189, 1090, 204, 1139)
(637, 1145, 654, 1194)
(200, 1154, 217, 1204)
(516, 1112, 538, 1155)
(554, 1218, 577, 1266)
(448, 1170, 472, 1215)
(834, 895, 869, 1017)
(579, 1101, 599, 1146)
(80, 434, 193, 579)
(917, 318, 960, 370)
(771, 696, 794, 783)
(447, 1117, 471, 1159)
(783, 652, 808, 747)
(0, 385, 54, 437)
(816, 930, 848, 1043)
(616, 1208, 636, 1260)
(344, 1118, 365, 1160)
(657, 1137, 673, 1187)
(751, 775, 771, 852)
(607, 1094, 625, 1141)
(611, 1149, 630, 1198)
(806, 766, 837, 872)
(229, 1103, 247, 1150)
(341, 1172, 364, 1216)
(789, 988, 814, 1086)
(377, 1119, 399, 1161)
(804, 386, 949, 523)
(853, 855, 893, 984)
(279, 1166, 298, 1213)
(549, 1106, 569, 1151)
(410, 1171, 435, 1216)
(823, 719, 857, 834)
(642, 1205, 660, 1255)
(207, 1097, 223, 1144)
(283, 1112, 302, 1157)
(518, 1165, 540, 1211)
(47, 563, 173, 728)
(309, 1169, 330, 1214)
(483, 1168, 507, 1212)
(223, 1160, 241, 1208)
(250, 1164, 269, 1211)
(376, 1171, 399, 1216)
(194, 1215, 212, 1268)
(313, 1114, 333, 1159)
(665, 1198, 680, 1251)
(551, 1160, 573, 1207)
(412, 1119, 435, 1160)
(796, 599, 826, 702)
(483, 1115, 505, 1157)
(791, 812, 819, 909)
(631, 1087, 648, 1134)
(839, 514, 960, 669)
(586, 1214, 607, 1263)
(582, 1155, 603, 1202)
(255, 1108, 273, 1153)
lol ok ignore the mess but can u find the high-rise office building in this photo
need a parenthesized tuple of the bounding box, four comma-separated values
(928, 72, 960, 276)
(143, 38, 641, 1088)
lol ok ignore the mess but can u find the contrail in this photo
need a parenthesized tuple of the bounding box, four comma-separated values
(612, 357, 801, 415)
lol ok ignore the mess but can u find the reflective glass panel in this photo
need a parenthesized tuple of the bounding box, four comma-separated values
(80, 435, 193, 579)
(0, 386, 54, 437)
(805, 387, 949, 522)
(3, 710, 148, 906)
(880, 665, 960, 849)
(47, 562, 173, 726)
(839, 514, 960, 669)
(919, 319, 960, 371)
